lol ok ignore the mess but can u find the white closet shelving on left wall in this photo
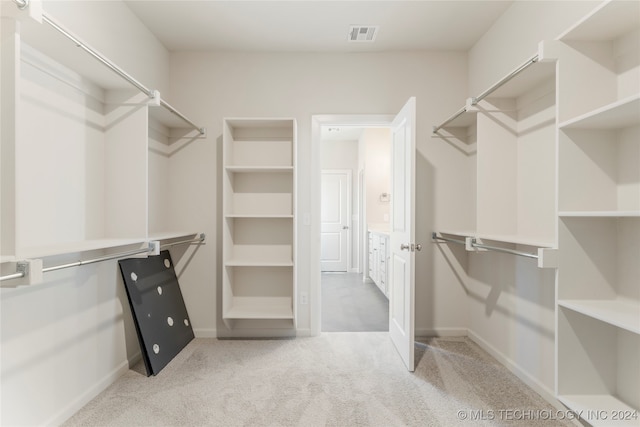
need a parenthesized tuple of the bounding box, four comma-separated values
(1, 2, 206, 284)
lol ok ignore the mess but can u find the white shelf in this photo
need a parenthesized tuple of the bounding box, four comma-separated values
(485, 60, 556, 99)
(225, 166, 294, 173)
(225, 260, 294, 267)
(558, 0, 640, 42)
(148, 231, 199, 241)
(474, 233, 554, 248)
(1, 256, 16, 263)
(559, 395, 639, 426)
(225, 214, 294, 219)
(559, 211, 640, 218)
(559, 95, 640, 130)
(16, 238, 148, 259)
(224, 297, 293, 320)
(559, 299, 640, 335)
(438, 230, 476, 238)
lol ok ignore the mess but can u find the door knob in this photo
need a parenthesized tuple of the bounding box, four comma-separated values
(415, 244, 422, 251)
(400, 244, 411, 251)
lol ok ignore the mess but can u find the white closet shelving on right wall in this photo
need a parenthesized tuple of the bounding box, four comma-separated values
(555, 0, 640, 424)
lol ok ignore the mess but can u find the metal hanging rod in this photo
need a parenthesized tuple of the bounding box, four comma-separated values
(471, 54, 539, 105)
(42, 246, 152, 273)
(41, 14, 153, 98)
(432, 106, 468, 134)
(470, 239, 538, 260)
(431, 232, 465, 246)
(0, 262, 29, 283)
(13, 1, 205, 136)
(0, 271, 26, 282)
(432, 54, 540, 133)
(158, 99, 206, 136)
(160, 233, 206, 250)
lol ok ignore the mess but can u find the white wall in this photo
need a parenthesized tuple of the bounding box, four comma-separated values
(468, 0, 600, 94)
(0, 2, 172, 425)
(167, 50, 472, 337)
(362, 128, 391, 229)
(321, 139, 359, 271)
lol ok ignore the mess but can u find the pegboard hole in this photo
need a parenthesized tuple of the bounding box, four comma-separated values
(130, 272, 137, 282)
(153, 344, 160, 354)
(167, 317, 174, 326)
(164, 259, 171, 268)
(157, 286, 163, 295)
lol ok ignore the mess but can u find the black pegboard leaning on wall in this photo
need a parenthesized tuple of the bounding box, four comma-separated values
(119, 250, 194, 376)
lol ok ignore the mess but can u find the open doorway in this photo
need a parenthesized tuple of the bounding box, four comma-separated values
(319, 125, 391, 332)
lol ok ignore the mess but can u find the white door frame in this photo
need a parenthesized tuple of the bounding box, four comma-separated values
(310, 115, 394, 336)
(320, 169, 352, 272)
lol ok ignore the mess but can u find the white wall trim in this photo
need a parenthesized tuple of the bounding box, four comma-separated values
(295, 328, 315, 337)
(45, 353, 140, 426)
(193, 328, 217, 338)
(311, 115, 395, 336)
(467, 330, 562, 410)
(415, 327, 467, 337)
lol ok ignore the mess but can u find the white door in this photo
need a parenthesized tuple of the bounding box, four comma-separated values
(389, 97, 417, 372)
(320, 170, 350, 271)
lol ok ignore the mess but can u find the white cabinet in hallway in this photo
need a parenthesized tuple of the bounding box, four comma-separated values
(368, 229, 389, 298)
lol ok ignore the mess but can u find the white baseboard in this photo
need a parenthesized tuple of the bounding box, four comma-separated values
(415, 327, 467, 337)
(46, 357, 133, 426)
(295, 328, 314, 337)
(193, 328, 217, 338)
(467, 330, 561, 409)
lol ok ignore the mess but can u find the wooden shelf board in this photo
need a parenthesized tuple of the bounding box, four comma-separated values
(559, 211, 640, 218)
(559, 95, 640, 130)
(559, 299, 640, 335)
(225, 166, 293, 173)
(224, 296, 294, 320)
(559, 395, 639, 426)
(558, 0, 640, 42)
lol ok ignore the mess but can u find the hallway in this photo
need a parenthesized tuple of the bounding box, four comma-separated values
(321, 273, 389, 332)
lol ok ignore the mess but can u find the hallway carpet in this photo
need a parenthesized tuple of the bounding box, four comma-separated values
(321, 273, 388, 332)
(63, 334, 573, 427)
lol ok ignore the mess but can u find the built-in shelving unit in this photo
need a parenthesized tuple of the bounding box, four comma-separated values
(1, 4, 205, 285)
(556, 0, 640, 421)
(432, 45, 558, 253)
(222, 118, 296, 333)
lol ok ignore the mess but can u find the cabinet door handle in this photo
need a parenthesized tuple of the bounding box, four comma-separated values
(342, 226, 349, 229)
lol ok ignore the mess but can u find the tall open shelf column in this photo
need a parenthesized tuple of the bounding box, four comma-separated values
(556, 1, 640, 423)
(222, 118, 296, 334)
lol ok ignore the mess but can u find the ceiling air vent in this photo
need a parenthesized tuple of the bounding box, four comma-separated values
(348, 26, 379, 42)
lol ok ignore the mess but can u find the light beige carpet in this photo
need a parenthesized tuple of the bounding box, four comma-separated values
(63, 334, 573, 426)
